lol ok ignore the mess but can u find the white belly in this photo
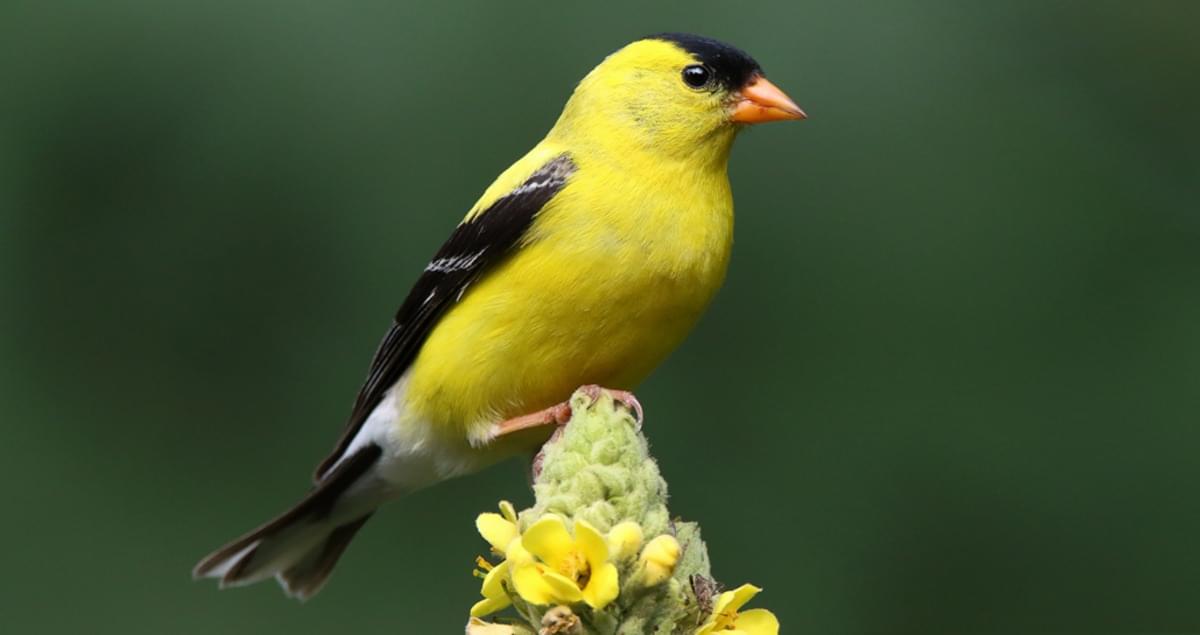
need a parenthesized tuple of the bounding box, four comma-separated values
(340, 371, 504, 496)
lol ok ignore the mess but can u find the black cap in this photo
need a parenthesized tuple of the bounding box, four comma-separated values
(647, 33, 763, 90)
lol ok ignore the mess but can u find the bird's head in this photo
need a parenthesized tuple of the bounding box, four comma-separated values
(551, 33, 804, 165)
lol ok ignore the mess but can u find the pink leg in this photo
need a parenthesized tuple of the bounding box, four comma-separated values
(495, 385, 645, 440)
(494, 402, 573, 438)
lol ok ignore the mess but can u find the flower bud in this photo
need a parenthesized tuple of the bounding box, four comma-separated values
(607, 521, 644, 562)
(498, 500, 517, 523)
(638, 534, 680, 586)
(540, 605, 582, 635)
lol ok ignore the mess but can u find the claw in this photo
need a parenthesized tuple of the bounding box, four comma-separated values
(578, 384, 644, 427)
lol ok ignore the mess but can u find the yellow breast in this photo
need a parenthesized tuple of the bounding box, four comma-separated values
(402, 142, 734, 439)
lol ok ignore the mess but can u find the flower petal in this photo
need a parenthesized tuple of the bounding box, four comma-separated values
(539, 570, 585, 604)
(716, 583, 762, 614)
(505, 539, 535, 565)
(580, 561, 619, 609)
(573, 519, 610, 570)
(711, 591, 735, 619)
(480, 560, 510, 598)
(511, 563, 557, 605)
(476, 513, 518, 552)
(471, 560, 512, 617)
(469, 595, 510, 618)
(522, 515, 574, 568)
(734, 608, 780, 635)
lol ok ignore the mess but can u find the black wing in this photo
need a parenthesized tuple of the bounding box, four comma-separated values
(313, 153, 577, 480)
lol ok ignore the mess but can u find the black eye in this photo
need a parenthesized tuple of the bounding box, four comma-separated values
(682, 64, 711, 89)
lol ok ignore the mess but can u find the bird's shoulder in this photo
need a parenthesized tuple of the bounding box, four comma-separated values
(463, 143, 575, 224)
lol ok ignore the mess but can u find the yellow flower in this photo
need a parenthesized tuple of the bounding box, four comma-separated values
(607, 521, 644, 562)
(469, 558, 512, 617)
(696, 584, 779, 635)
(470, 501, 521, 618)
(638, 534, 680, 586)
(510, 515, 619, 609)
(476, 500, 520, 555)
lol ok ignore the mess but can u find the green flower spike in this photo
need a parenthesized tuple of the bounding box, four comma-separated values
(466, 389, 777, 635)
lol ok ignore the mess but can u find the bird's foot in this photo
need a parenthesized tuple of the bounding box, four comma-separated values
(577, 384, 644, 427)
(496, 385, 644, 440)
(503, 386, 644, 482)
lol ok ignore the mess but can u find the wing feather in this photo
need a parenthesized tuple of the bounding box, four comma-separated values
(313, 153, 577, 480)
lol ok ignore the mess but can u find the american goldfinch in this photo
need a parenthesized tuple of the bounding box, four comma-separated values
(194, 33, 804, 599)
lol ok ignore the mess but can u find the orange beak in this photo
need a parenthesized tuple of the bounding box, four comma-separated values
(730, 75, 806, 124)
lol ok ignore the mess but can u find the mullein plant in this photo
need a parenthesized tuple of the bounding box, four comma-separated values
(466, 390, 779, 635)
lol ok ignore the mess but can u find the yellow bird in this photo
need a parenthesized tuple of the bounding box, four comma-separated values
(194, 33, 804, 599)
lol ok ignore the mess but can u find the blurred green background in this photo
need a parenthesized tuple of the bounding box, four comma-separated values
(3, 1, 1199, 632)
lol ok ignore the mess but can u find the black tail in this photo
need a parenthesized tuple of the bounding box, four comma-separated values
(192, 444, 382, 600)
(276, 512, 374, 599)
